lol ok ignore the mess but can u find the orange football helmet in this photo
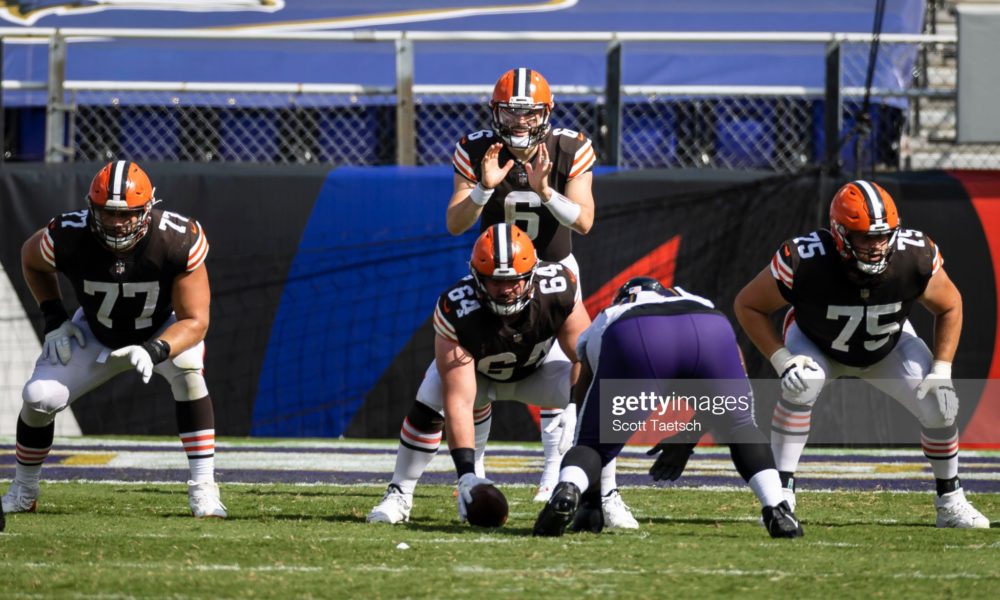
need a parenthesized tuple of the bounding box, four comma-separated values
(489, 67, 554, 150)
(470, 223, 538, 316)
(87, 160, 157, 252)
(829, 180, 900, 275)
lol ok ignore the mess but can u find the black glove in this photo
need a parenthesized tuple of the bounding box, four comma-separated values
(647, 440, 697, 482)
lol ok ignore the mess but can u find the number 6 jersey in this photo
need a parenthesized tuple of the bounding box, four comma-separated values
(432, 262, 579, 382)
(770, 228, 942, 367)
(40, 208, 209, 349)
(452, 128, 596, 262)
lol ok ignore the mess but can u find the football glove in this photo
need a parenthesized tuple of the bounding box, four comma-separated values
(916, 360, 958, 424)
(770, 347, 821, 403)
(42, 320, 85, 366)
(647, 439, 697, 482)
(109, 345, 154, 384)
(456, 472, 494, 523)
(542, 403, 577, 454)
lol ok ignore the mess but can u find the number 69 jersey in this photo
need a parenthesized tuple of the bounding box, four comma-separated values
(40, 208, 209, 349)
(770, 228, 942, 367)
(452, 128, 596, 262)
(432, 262, 579, 382)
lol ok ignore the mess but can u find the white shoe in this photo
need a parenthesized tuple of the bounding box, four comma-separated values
(935, 489, 990, 529)
(602, 489, 639, 530)
(782, 487, 796, 513)
(2, 481, 39, 514)
(533, 485, 554, 503)
(367, 484, 412, 524)
(188, 481, 227, 519)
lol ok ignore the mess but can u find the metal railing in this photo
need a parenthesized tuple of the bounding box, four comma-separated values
(2, 27, 989, 171)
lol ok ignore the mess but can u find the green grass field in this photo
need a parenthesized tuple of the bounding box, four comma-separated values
(2, 481, 998, 599)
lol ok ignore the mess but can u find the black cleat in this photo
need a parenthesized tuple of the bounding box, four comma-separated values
(570, 490, 605, 534)
(532, 481, 581, 537)
(762, 500, 804, 538)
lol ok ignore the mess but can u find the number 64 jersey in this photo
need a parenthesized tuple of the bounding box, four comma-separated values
(770, 228, 942, 367)
(432, 262, 579, 382)
(41, 208, 209, 349)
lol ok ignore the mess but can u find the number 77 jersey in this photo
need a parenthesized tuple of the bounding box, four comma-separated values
(770, 228, 943, 367)
(41, 208, 209, 349)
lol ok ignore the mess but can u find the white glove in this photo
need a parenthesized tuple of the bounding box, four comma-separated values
(42, 320, 86, 366)
(770, 347, 821, 400)
(916, 360, 958, 423)
(543, 403, 578, 454)
(456, 472, 494, 522)
(109, 345, 154, 384)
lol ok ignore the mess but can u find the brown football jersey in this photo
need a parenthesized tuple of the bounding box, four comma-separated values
(40, 208, 209, 348)
(432, 261, 579, 382)
(770, 228, 942, 367)
(452, 127, 596, 262)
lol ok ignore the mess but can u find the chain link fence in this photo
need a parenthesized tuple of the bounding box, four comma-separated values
(5, 31, 999, 171)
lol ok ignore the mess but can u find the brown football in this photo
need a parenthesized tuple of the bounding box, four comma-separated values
(466, 484, 509, 527)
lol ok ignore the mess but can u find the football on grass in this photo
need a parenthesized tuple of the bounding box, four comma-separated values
(466, 484, 509, 527)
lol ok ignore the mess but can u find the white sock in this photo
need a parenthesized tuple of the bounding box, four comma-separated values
(770, 403, 811, 472)
(180, 429, 216, 484)
(188, 457, 215, 484)
(600, 458, 618, 495)
(539, 409, 565, 487)
(559, 465, 591, 494)
(473, 404, 492, 478)
(393, 418, 443, 496)
(749, 469, 786, 508)
(15, 463, 43, 488)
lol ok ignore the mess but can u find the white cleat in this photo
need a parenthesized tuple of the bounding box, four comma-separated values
(602, 489, 639, 530)
(533, 485, 554, 503)
(367, 484, 412, 524)
(2, 481, 39, 514)
(935, 489, 990, 529)
(188, 481, 227, 519)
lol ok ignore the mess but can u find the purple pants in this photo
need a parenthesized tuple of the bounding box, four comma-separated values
(577, 311, 756, 465)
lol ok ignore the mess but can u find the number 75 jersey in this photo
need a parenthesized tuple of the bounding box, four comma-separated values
(770, 228, 942, 367)
(432, 262, 579, 382)
(41, 208, 209, 349)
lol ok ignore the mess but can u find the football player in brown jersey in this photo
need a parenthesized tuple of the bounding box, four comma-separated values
(445, 68, 630, 515)
(368, 224, 593, 525)
(2, 161, 226, 520)
(734, 180, 988, 528)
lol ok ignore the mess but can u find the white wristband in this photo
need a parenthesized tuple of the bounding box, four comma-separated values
(929, 360, 952, 378)
(468, 183, 494, 207)
(769, 347, 792, 374)
(542, 191, 581, 227)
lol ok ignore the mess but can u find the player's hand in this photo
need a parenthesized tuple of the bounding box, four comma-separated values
(916, 360, 958, 423)
(542, 403, 577, 454)
(456, 472, 494, 522)
(647, 439, 697, 481)
(42, 320, 85, 365)
(524, 143, 553, 197)
(770, 348, 821, 399)
(109, 345, 154, 384)
(480, 142, 514, 190)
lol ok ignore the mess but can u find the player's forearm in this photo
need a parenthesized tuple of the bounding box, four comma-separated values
(443, 398, 475, 449)
(734, 304, 784, 359)
(154, 317, 208, 358)
(932, 305, 962, 363)
(22, 266, 61, 305)
(446, 199, 482, 236)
